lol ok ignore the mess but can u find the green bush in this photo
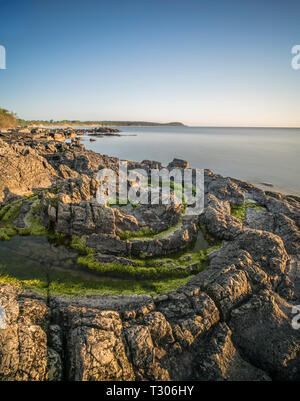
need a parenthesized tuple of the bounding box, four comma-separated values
(0, 108, 17, 128)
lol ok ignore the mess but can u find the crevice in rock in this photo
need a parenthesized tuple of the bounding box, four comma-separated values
(227, 327, 275, 381)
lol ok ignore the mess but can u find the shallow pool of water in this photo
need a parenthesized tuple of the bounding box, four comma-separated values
(0, 231, 209, 296)
(0, 235, 114, 283)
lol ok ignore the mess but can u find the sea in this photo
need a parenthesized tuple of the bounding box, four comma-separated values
(78, 126, 300, 197)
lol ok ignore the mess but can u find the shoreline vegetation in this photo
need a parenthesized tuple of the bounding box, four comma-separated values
(0, 109, 18, 128)
(25, 121, 186, 127)
(0, 109, 185, 128)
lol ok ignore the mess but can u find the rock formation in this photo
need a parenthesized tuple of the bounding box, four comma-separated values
(0, 132, 299, 381)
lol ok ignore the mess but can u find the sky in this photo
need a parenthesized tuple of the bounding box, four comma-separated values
(0, 0, 300, 127)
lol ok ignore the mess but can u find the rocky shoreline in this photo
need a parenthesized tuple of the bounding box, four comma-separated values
(0, 132, 299, 381)
(0, 126, 121, 144)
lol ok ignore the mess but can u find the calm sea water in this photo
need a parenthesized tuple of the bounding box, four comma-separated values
(80, 126, 300, 196)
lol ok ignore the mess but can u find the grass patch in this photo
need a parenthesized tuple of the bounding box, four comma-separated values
(77, 253, 194, 280)
(231, 202, 264, 221)
(246, 203, 264, 212)
(0, 200, 22, 240)
(47, 275, 193, 297)
(0, 198, 59, 240)
(77, 243, 210, 280)
(0, 224, 18, 241)
(118, 227, 156, 240)
(0, 200, 22, 222)
(70, 235, 95, 255)
(231, 205, 246, 221)
(118, 219, 182, 241)
(0, 263, 193, 297)
(0, 263, 48, 294)
(23, 200, 48, 236)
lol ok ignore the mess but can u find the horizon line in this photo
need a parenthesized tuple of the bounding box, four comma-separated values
(23, 121, 300, 129)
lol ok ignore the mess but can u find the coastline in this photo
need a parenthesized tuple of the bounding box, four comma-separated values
(2, 0, 300, 383)
(252, 180, 300, 198)
(0, 132, 299, 381)
(0, 131, 299, 381)
(2, 124, 300, 198)
(25, 122, 186, 128)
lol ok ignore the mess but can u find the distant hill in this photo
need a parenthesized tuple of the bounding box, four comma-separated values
(100, 121, 185, 127)
(0, 107, 185, 128)
(18, 119, 185, 127)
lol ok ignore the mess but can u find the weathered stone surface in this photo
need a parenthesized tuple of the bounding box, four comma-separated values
(42, 198, 184, 243)
(245, 206, 275, 232)
(86, 234, 128, 255)
(167, 158, 189, 169)
(208, 177, 245, 206)
(0, 135, 300, 381)
(0, 285, 51, 381)
(67, 310, 134, 381)
(192, 323, 270, 381)
(200, 194, 244, 240)
(274, 213, 300, 255)
(230, 290, 300, 381)
(0, 138, 57, 202)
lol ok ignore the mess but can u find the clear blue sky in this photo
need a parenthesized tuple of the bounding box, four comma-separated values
(0, 0, 299, 126)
